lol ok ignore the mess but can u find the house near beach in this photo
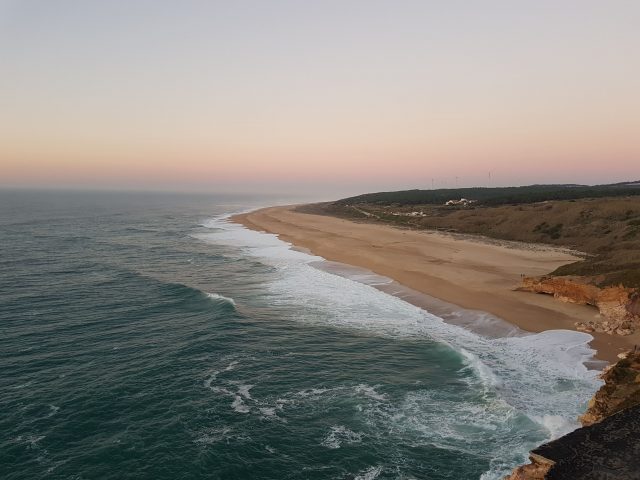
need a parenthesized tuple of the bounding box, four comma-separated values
(445, 198, 476, 206)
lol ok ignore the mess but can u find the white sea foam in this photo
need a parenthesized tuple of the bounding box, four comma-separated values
(203, 371, 218, 389)
(194, 427, 232, 445)
(354, 466, 383, 480)
(321, 425, 363, 449)
(231, 395, 250, 413)
(236, 384, 253, 399)
(25, 435, 45, 447)
(203, 363, 267, 416)
(295, 387, 334, 398)
(200, 215, 603, 478)
(205, 292, 236, 307)
(459, 348, 501, 390)
(534, 414, 576, 439)
(204, 361, 239, 390)
(354, 384, 388, 402)
(215, 386, 235, 396)
(259, 407, 277, 417)
(224, 361, 238, 371)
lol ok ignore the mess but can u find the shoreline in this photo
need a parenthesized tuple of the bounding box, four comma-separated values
(231, 205, 639, 363)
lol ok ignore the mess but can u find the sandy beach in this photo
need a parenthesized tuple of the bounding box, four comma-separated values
(233, 205, 639, 362)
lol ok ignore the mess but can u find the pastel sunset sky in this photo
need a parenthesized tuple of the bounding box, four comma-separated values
(1, 1, 638, 195)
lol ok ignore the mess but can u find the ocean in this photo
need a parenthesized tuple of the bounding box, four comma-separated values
(0, 190, 601, 480)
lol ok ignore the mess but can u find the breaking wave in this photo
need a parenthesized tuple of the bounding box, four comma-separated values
(199, 213, 602, 479)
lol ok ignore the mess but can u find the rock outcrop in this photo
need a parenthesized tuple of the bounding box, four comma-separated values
(579, 349, 640, 426)
(505, 351, 640, 480)
(504, 453, 554, 480)
(523, 405, 640, 479)
(519, 276, 640, 335)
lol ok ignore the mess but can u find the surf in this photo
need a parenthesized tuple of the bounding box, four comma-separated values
(200, 213, 602, 479)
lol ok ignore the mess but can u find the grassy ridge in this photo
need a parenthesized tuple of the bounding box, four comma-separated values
(337, 182, 640, 206)
(304, 182, 640, 288)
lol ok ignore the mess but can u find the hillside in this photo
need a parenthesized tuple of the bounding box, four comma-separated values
(335, 181, 640, 207)
(303, 187, 640, 289)
(300, 184, 640, 336)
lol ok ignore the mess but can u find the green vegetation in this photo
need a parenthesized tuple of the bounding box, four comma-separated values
(533, 222, 563, 239)
(301, 183, 640, 288)
(337, 182, 640, 207)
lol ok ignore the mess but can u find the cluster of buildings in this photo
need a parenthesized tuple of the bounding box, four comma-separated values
(444, 198, 476, 206)
(388, 199, 477, 217)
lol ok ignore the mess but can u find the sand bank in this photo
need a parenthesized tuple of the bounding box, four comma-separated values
(232, 206, 638, 362)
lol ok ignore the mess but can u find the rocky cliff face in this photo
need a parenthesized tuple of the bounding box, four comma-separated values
(504, 454, 554, 480)
(579, 350, 640, 426)
(505, 351, 640, 480)
(526, 405, 640, 480)
(519, 276, 640, 335)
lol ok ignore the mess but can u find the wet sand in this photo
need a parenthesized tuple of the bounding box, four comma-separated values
(232, 205, 638, 362)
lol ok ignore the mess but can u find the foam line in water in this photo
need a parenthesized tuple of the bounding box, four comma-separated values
(200, 214, 603, 478)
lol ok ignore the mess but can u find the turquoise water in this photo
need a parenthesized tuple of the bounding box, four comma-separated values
(0, 191, 600, 479)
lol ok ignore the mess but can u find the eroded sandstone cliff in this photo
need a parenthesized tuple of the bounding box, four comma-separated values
(519, 276, 640, 335)
(579, 349, 640, 426)
(504, 453, 554, 480)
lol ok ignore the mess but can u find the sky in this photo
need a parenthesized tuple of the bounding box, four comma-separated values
(1, 0, 638, 196)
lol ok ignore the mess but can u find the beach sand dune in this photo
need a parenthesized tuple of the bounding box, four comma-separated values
(233, 205, 638, 361)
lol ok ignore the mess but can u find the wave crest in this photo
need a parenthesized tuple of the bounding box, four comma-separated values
(205, 292, 236, 307)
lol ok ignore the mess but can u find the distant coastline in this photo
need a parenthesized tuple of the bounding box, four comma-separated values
(232, 205, 638, 362)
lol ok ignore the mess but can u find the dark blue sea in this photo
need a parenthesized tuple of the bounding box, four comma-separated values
(0, 190, 601, 479)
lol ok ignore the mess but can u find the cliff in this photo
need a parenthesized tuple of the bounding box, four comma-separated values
(505, 351, 640, 480)
(519, 276, 640, 335)
(505, 454, 554, 480)
(517, 405, 640, 479)
(579, 350, 640, 426)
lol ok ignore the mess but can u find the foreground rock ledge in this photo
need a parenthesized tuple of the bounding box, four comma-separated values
(505, 351, 640, 480)
(507, 405, 640, 479)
